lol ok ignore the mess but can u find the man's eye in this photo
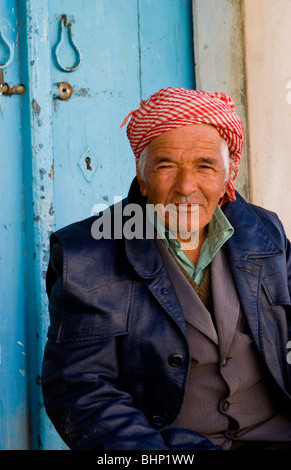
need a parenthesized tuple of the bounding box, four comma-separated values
(157, 164, 173, 169)
(200, 164, 213, 170)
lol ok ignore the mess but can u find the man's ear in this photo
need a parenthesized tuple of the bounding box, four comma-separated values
(220, 161, 233, 199)
(136, 160, 147, 197)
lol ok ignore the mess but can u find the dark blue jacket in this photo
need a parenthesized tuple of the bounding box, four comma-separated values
(42, 178, 291, 450)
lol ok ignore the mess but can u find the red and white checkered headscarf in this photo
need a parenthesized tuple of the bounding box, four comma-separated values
(121, 87, 244, 205)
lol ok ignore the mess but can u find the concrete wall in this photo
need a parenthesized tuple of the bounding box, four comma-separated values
(193, 0, 291, 237)
(192, 0, 249, 200)
(243, 0, 291, 236)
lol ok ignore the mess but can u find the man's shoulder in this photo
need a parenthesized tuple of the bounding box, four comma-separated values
(50, 215, 119, 261)
(223, 192, 287, 254)
(52, 198, 129, 248)
(51, 215, 99, 249)
(225, 192, 283, 228)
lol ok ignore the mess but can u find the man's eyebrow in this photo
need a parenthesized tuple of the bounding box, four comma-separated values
(153, 156, 175, 164)
(197, 157, 218, 165)
(152, 156, 220, 166)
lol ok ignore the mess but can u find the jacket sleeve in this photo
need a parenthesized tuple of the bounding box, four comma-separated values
(42, 241, 220, 451)
(285, 237, 291, 376)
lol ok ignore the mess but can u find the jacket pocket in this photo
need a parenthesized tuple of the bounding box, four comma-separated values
(47, 277, 134, 343)
(259, 280, 290, 351)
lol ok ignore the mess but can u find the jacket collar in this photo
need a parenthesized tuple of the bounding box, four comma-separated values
(124, 178, 164, 279)
(222, 192, 283, 259)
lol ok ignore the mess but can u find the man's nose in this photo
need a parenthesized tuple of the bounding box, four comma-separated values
(175, 167, 198, 197)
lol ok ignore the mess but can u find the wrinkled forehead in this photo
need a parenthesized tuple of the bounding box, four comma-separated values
(146, 123, 227, 154)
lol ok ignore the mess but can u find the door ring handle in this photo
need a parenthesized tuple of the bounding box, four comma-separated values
(0, 30, 14, 68)
(54, 15, 82, 72)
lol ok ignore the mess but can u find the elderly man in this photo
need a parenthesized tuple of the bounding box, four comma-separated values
(42, 88, 291, 450)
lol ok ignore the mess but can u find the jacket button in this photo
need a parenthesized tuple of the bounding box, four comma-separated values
(220, 400, 230, 412)
(161, 287, 168, 294)
(169, 353, 184, 367)
(152, 415, 165, 427)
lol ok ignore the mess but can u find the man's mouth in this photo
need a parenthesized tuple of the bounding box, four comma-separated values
(174, 203, 199, 211)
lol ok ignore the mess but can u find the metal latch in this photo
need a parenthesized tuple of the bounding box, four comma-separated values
(0, 82, 25, 97)
(0, 68, 25, 96)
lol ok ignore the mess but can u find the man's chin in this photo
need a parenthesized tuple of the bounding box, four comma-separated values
(176, 231, 199, 249)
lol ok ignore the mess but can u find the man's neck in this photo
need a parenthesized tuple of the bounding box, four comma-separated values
(178, 227, 208, 266)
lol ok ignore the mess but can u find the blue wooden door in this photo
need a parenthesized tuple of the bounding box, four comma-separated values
(0, 0, 195, 449)
(0, 1, 28, 450)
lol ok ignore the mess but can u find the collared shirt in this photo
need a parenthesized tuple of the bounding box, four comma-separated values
(146, 203, 234, 285)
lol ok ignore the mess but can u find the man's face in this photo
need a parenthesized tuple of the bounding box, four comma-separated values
(136, 124, 230, 242)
